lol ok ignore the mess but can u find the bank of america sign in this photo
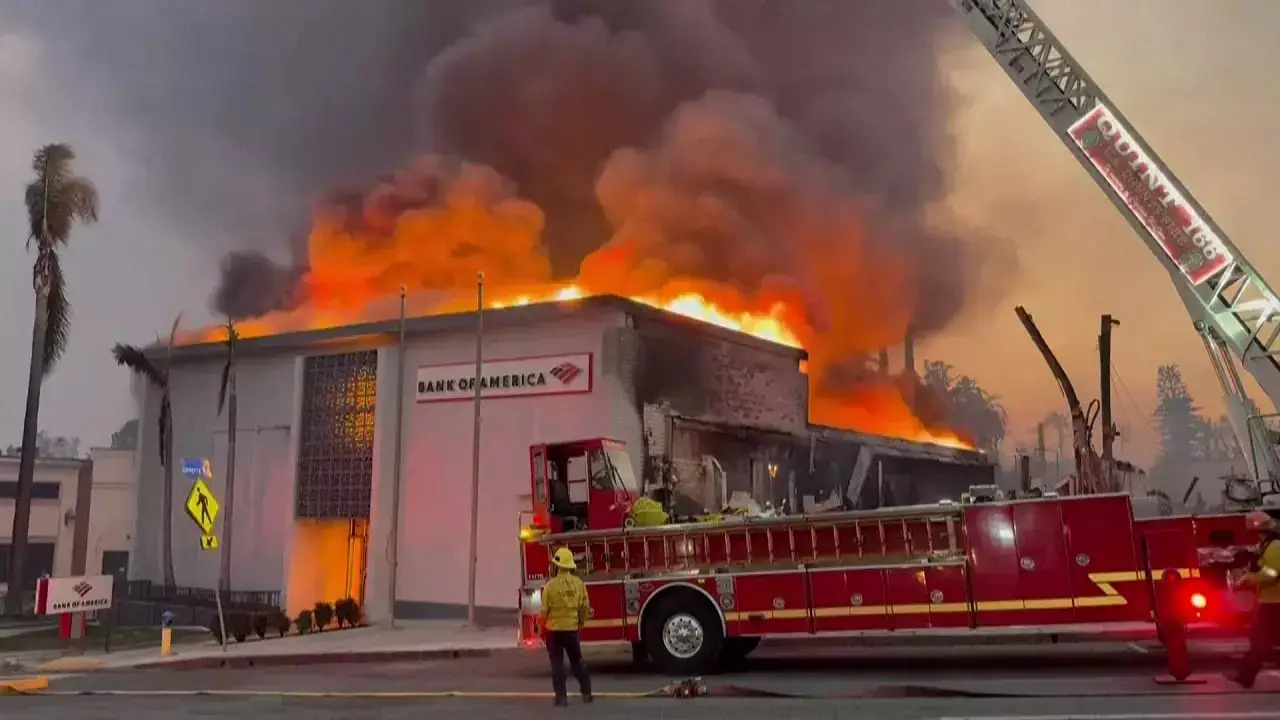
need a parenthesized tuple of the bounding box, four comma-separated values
(415, 353, 593, 403)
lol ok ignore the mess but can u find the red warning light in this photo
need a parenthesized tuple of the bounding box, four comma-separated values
(1189, 592, 1207, 610)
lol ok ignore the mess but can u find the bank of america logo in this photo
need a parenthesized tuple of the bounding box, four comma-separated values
(549, 362, 582, 385)
(73, 581, 92, 597)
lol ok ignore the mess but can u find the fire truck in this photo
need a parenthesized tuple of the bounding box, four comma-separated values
(518, 437, 1258, 675)
(518, 0, 1280, 676)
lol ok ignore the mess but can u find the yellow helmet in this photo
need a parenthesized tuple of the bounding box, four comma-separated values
(552, 547, 577, 571)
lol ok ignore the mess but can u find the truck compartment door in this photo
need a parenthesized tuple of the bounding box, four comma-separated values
(1061, 495, 1144, 623)
(808, 566, 889, 632)
(1011, 501, 1076, 625)
(728, 571, 810, 635)
(965, 505, 1024, 627)
(580, 582, 627, 643)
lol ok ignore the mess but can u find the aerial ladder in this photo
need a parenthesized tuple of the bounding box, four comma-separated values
(950, 0, 1280, 497)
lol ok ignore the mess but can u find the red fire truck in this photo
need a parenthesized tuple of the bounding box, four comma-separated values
(518, 0, 1280, 677)
(518, 438, 1257, 675)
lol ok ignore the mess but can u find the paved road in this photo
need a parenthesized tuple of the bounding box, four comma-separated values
(12, 641, 1280, 719)
(7, 695, 1280, 720)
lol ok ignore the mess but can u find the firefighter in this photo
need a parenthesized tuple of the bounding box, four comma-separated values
(1230, 510, 1280, 688)
(540, 547, 594, 706)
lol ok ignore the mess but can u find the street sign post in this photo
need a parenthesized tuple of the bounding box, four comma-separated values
(181, 457, 227, 650)
(182, 460, 221, 551)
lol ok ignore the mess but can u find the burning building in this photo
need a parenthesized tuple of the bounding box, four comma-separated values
(131, 295, 992, 624)
(113, 0, 1003, 625)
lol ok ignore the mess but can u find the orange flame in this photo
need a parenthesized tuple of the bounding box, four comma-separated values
(186, 281, 971, 450)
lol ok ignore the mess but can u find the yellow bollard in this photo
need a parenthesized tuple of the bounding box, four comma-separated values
(161, 627, 172, 657)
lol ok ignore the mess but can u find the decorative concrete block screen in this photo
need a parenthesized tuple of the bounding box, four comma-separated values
(296, 350, 377, 518)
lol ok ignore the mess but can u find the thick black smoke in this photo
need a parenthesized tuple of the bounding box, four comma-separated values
(16, 0, 984, 342)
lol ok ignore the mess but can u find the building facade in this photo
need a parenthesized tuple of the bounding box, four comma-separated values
(131, 295, 986, 624)
(0, 448, 136, 602)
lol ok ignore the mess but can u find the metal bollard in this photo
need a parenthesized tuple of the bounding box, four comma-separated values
(161, 610, 174, 657)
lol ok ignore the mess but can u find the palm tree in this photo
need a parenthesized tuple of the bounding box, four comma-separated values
(112, 314, 182, 589)
(217, 320, 238, 593)
(5, 144, 99, 615)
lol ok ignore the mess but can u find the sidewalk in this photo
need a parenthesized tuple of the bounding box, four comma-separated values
(9, 620, 523, 674)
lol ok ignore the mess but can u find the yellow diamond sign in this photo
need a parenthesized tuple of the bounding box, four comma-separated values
(184, 478, 220, 535)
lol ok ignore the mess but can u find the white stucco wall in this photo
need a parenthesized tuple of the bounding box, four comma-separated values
(86, 447, 137, 575)
(363, 309, 646, 620)
(134, 354, 299, 592)
(0, 457, 80, 596)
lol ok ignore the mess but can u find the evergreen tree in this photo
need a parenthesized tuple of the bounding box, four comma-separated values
(922, 360, 1008, 455)
(1154, 364, 1198, 465)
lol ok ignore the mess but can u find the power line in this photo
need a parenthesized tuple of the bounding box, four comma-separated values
(1111, 360, 1161, 434)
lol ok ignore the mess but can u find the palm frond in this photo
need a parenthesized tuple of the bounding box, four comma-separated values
(167, 313, 183, 347)
(40, 248, 71, 375)
(112, 343, 166, 387)
(159, 395, 171, 466)
(218, 360, 230, 416)
(25, 143, 99, 247)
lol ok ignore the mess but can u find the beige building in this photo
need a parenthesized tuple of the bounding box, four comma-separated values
(0, 448, 137, 600)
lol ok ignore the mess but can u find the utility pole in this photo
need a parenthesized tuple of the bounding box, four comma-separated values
(388, 286, 407, 628)
(1035, 423, 1047, 482)
(1100, 315, 1120, 493)
(466, 273, 485, 628)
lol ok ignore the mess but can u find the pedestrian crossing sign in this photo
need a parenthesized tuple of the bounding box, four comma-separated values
(200, 534, 219, 551)
(184, 478, 220, 535)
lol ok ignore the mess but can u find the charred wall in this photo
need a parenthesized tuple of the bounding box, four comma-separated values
(852, 455, 994, 509)
(655, 420, 996, 515)
(603, 308, 807, 499)
(600, 305, 993, 513)
(620, 312, 808, 435)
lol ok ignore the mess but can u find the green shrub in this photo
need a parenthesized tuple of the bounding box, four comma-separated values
(272, 609, 292, 638)
(295, 609, 314, 634)
(313, 601, 334, 631)
(334, 597, 361, 628)
(230, 613, 251, 643)
(207, 616, 225, 644)
(252, 613, 269, 640)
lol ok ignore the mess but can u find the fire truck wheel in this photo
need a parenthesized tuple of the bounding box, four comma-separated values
(643, 593, 724, 676)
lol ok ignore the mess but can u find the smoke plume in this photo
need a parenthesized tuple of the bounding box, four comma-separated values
(20, 0, 1003, 433)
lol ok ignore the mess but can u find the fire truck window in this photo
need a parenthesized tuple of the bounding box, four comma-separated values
(605, 444, 638, 492)
(567, 454, 589, 503)
(533, 451, 547, 505)
(589, 449, 612, 490)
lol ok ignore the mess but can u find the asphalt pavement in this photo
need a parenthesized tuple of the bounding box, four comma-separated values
(10, 640, 1280, 719)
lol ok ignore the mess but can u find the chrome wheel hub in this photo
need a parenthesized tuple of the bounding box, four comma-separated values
(661, 613, 704, 659)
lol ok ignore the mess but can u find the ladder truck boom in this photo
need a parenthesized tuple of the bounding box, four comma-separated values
(950, 0, 1280, 486)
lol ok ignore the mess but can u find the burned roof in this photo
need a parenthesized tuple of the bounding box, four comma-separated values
(160, 294, 809, 365)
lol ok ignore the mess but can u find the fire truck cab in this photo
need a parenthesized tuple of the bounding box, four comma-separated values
(528, 438, 640, 534)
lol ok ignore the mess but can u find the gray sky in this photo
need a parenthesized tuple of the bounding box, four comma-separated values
(0, 0, 1277, 467)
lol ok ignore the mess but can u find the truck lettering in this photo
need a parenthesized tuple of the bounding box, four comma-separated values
(1070, 105, 1233, 284)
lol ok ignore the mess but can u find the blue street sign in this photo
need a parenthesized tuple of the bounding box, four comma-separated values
(181, 458, 211, 478)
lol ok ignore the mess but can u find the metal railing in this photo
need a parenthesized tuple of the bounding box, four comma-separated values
(112, 580, 281, 627)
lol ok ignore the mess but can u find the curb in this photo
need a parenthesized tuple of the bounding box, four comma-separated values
(0, 675, 49, 695)
(35, 657, 106, 673)
(133, 647, 507, 671)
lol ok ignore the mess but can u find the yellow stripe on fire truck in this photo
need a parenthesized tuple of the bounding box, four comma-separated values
(592, 568, 1199, 622)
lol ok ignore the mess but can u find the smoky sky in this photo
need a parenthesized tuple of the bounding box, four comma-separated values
(14, 0, 977, 335)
